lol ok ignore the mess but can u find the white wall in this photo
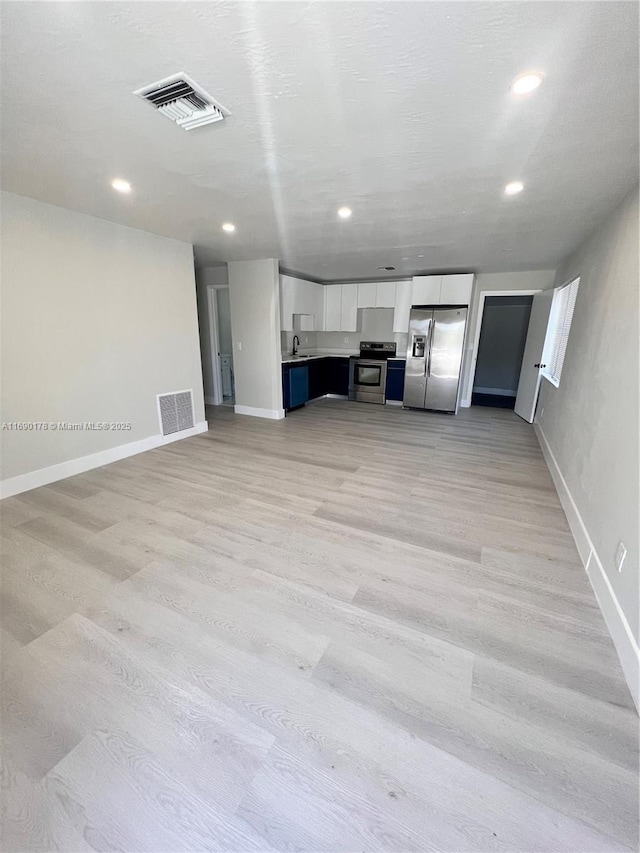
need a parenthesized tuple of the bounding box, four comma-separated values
(227, 259, 283, 419)
(536, 187, 639, 707)
(460, 270, 556, 405)
(195, 265, 228, 402)
(0, 192, 205, 495)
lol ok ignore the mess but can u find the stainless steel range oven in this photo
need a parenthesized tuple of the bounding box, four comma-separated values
(348, 341, 397, 404)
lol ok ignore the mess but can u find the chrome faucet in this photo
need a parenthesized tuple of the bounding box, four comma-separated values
(292, 335, 300, 356)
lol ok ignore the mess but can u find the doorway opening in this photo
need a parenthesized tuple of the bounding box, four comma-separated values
(472, 295, 533, 409)
(207, 285, 235, 406)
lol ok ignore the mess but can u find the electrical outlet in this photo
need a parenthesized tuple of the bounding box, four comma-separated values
(615, 542, 627, 572)
(303, 336, 309, 344)
(539, 407, 544, 418)
(236, 341, 242, 351)
(343, 336, 349, 344)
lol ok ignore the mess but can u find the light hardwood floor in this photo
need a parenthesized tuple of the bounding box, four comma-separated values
(1, 400, 637, 852)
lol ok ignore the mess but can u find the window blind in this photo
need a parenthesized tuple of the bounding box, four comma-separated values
(543, 277, 579, 386)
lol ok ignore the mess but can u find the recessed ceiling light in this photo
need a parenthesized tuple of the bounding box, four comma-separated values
(222, 222, 236, 232)
(417, 254, 425, 258)
(337, 207, 352, 219)
(511, 72, 544, 95)
(504, 181, 524, 196)
(401, 257, 409, 261)
(111, 178, 131, 194)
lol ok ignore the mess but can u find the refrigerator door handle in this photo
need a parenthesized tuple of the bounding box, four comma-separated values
(426, 322, 433, 377)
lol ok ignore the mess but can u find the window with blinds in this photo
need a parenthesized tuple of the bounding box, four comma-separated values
(542, 277, 580, 387)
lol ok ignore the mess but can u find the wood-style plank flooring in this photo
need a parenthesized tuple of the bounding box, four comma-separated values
(1, 400, 637, 852)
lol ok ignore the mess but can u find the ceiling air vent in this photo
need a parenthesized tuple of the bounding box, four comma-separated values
(134, 73, 229, 131)
(157, 390, 195, 436)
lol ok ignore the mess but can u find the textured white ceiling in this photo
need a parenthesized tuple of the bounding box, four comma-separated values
(1, 2, 638, 280)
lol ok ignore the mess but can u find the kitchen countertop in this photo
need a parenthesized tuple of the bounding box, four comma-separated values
(281, 352, 357, 364)
(282, 352, 406, 364)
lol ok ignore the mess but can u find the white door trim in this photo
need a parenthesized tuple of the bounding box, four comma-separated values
(461, 289, 541, 407)
(206, 284, 225, 406)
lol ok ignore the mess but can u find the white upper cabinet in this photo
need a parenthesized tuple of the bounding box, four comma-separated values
(358, 281, 397, 309)
(439, 273, 473, 305)
(323, 285, 341, 331)
(279, 274, 324, 331)
(411, 274, 473, 307)
(279, 275, 296, 331)
(357, 283, 377, 308)
(393, 280, 412, 333)
(311, 280, 324, 329)
(412, 275, 442, 305)
(294, 314, 315, 332)
(322, 283, 359, 332)
(282, 272, 473, 334)
(376, 281, 397, 308)
(340, 283, 359, 331)
(299, 279, 316, 316)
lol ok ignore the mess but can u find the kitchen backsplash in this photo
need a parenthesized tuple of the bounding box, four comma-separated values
(281, 328, 408, 356)
(316, 331, 409, 353)
(281, 330, 318, 354)
(282, 307, 409, 356)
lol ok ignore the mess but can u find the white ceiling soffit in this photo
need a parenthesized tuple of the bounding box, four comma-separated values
(0, 2, 638, 280)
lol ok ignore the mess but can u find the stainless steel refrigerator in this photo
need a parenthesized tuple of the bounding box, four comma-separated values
(403, 306, 468, 413)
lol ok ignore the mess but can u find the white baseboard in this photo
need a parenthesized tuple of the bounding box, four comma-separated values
(234, 405, 285, 420)
(386, 399, 403, 406)
(0, 421, 209, 500)
(535, 423, 639, 710)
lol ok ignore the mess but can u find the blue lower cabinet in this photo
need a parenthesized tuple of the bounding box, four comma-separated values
(327, 357, 350, 395)
(283, 358, 349, 412)
(282, 364, 291, 410)
(386, 360, 406, 402)
(307, 358, 328, 400)
(288, 365, 309, 410)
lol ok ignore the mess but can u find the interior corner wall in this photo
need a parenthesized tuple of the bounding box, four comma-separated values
(535, 186, 639, 708)
(460, 270, 556, 405)
(195, 265, 229, 402)
(0, 191, 206, 496)
(227, 259, 283, 419)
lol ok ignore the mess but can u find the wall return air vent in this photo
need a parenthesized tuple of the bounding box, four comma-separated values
(157, 390, 195, 436)
(134, 73, 229, 131)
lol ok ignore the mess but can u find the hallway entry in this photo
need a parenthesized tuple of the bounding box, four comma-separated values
(472, 295, 533, 409)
